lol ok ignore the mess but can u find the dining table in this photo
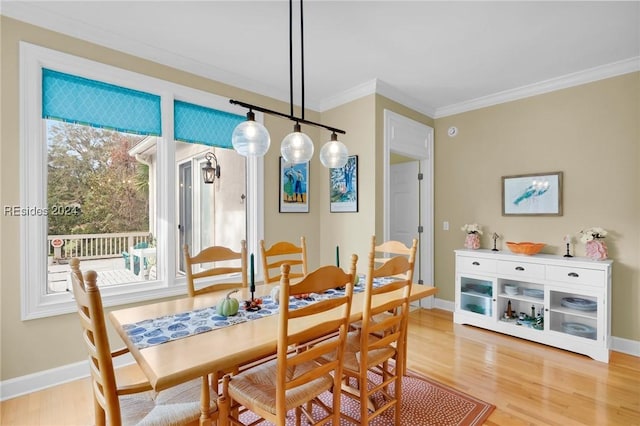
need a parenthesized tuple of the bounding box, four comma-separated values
(109, 280, 438, 425)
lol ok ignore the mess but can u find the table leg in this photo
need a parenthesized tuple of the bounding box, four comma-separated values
(199, 375, 212, 426)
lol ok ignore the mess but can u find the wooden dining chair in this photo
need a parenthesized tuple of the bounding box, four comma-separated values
(69, 258, 215, 426)
(371, 237, 418, 376)
(217, 255, 358, 426)
(372, 237, 418, 277)
(327, 236, 416, 425)
(183, 239, 248, 297)
(350, 236, 418, 334)
(259, 236, 308, 284)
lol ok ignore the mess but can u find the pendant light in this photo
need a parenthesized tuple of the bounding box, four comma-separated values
(319, 132, 348, 168)
(229, 0, 347, 166)
(231, 110, 270, 156)
(281, 123, 314, 164)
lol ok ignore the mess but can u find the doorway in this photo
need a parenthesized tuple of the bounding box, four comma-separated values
(383, 110, 434, 306)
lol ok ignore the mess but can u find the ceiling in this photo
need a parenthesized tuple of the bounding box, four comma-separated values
(3, 1, 639, 117)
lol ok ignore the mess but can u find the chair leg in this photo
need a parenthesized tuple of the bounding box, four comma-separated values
(394, 369, 402, 426)
(211, 371, 220, 396)
(217, 375, 230, 426)
(382, 360, 390, 393)
(93, 398, 105, 426)
(295, 405, 303, 426)
(200, 375, 212, 426)
(360, 373, 369, 425)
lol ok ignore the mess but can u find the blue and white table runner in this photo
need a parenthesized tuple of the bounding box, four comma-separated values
(123, 276, 395, 349)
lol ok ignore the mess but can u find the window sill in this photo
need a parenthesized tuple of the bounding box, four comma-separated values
(22, 280, 189, 321)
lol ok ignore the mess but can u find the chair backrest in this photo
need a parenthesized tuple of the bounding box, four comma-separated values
(183, 240, 248, 297)
(69, 258, 122, 424)
(277, 255, 357, 422)
(360, 236, 418, 370)
(260, 236, 308, 284)
(372, 237, 418, 281)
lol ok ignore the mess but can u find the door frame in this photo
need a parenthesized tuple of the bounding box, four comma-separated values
(383, 109, 434, 307)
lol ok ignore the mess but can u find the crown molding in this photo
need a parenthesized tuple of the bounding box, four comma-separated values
(374, 80, 437, 118)
(317, 78, 436, 117)
(434, 57, 640, 118)
(1, 2, 291, 104)
(4, 3, 636, 121)
(316, 79, 377, 112)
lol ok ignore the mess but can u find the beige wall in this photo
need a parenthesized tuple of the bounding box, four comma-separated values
(1, 16, 638, 382)
(318, 95, 376, 269)
(317, 95, 434, 272)
(433, 73, 640, 341)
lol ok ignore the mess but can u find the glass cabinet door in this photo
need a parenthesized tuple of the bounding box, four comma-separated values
(548, 290, 599, 341)
(459, 276, 494, 317)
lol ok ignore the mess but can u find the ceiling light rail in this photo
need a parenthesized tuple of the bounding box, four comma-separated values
(229, 0, 348, 168)
(229, 99, 346, 135)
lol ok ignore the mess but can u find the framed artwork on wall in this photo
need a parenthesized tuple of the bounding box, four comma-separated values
(502, 171, 563, 216)
(330, 155, 358, 213)
(279, 157, 309, 213)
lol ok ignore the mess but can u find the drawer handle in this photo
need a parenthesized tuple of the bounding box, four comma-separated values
(568, 272, 579, 278)
(472, 261, 480, 266)
(515, 266, 525, 271)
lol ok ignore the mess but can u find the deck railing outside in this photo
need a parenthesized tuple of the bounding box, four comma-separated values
(48, 231, 151, 260)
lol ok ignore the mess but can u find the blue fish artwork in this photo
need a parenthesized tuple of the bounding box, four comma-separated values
(513, 180, 550, 205)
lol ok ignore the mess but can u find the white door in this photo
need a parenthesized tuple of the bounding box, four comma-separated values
(390, 161, 419, 248)
(384, 110, 434, 307)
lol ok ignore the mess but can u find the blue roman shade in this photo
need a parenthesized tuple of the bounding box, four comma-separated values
(42, 68, 161, 135)
(174, 100, 244, 148)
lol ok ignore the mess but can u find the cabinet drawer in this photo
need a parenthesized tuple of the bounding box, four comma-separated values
(497, 260, 545, 279)
(546, 265, 605, 287)
(457, 256, 497, 273)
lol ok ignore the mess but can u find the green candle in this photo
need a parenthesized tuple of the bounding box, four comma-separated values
(250, 253, 255, 294)
(336, 245, 340, 267)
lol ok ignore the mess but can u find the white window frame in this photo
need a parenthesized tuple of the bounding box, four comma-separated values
(19, 42, 264, 320)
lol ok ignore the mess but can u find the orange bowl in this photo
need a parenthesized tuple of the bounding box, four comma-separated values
(506, 242, 545, 255)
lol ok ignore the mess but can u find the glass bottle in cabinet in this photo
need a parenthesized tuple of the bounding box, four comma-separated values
(459, 276, 493, 317)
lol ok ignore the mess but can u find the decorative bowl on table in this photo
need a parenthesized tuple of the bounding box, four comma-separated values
(506, 242, 545, 255)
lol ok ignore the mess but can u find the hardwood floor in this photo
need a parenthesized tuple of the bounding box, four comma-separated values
(2, 309, 638, 425)
(406, 309, 639, 426)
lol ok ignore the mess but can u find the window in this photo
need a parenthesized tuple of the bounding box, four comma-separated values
(20, 42, 264, 319)
(46, 121, 152, 293)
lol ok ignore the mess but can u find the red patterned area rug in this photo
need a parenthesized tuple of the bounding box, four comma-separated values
(238, 369, 495, 425)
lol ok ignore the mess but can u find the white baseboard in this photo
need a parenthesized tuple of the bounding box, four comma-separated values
(611, 336, 640, 357)
(434, 297, 455, 312)
(2, 302, 637, 401)
(0, 353, 134, 402)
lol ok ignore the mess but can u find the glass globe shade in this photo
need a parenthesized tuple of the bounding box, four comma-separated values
(231, 119, 270, 157)
(281, 127, 314, 164)
(319, 138, 348, 168)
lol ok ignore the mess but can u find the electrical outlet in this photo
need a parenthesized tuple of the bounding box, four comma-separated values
(443, 221, 449, 231)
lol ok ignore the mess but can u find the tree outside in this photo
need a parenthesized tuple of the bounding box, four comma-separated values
(47, 121, 149, 237)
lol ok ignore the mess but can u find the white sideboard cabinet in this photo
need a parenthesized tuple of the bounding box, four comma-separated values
(454, 249, 612, 362)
